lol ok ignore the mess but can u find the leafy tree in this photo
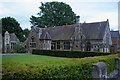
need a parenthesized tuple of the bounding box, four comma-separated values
(30, 2, 77, 28)
(15, 43, 27, 53)
(22, 28, 30, 39)
(2, 17, 25, 42)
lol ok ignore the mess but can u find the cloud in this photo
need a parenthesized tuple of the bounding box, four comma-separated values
(1, 0, 120, 2)
(0, 2, 40, 29)
(40, 0, 119, 2)
(0, 3, 11, 15)
(68, 2, 118, 30)
(85, 12, 118, 30)
(0, 0, 118, 30)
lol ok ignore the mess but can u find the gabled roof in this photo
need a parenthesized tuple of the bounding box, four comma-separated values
(32, 20, 109, 41)
(47, 24, 79, 40)
(4, 31, 20, 42)
(81, 20, 108, 40)
(40, 31, 51, 40)
(10, 33, 20, 42)
(110, 31, 120, 38)
(33, 24, 80, 40)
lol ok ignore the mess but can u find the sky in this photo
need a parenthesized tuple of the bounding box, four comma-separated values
(0, 0, 119, 31)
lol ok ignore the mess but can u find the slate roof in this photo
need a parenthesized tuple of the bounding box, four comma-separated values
(33, 20, 108, 40)
(40, 31, 51, 40)
(110, 31, 120, 38)
(34, 24, 80, 40)
(10, 33, 19, 42)
(47, 24, 79, 40)
(81, 21, 108, 40)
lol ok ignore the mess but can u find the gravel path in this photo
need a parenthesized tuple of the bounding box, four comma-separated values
(0, 53, 32, 55)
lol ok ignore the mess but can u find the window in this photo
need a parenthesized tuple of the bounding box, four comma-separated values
(76, 45, 78, 47)
(86, 41, 91, 51)
(11, 42, 16, 49)
(81, 36, 83, 40)
(51, 41, 56, 50)
(97, 45, 100, 51)
(43, 42, 46, 48)
(30, 42, 36, 48)
(6, 38, 9, 44)
(57, 42, 60, 49)
(31, 36, 35, 42)
(30, 36, 36, 48)
(64, 42, 70, 50)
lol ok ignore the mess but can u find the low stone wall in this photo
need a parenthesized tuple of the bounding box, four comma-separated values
(92, 57, 120, 80)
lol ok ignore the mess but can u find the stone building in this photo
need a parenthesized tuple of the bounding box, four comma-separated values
(24, 24, 85, 52)
(81, 19, 112, 52)
(2, 31, 20, 52)
(110, 31, 120, 52)
(24, 19, 112, 53)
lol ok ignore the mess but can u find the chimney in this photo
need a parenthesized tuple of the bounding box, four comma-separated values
(76, 15, 80, 23)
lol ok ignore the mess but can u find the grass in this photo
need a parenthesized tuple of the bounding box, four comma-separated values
(2, 54, 67, 63)
(2, 53, 119, 79)
(2, 54, 118, 69)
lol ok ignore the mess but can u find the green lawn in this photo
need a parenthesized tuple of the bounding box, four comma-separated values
(2, 54, 67, 63)
(2, 54, 119, 80)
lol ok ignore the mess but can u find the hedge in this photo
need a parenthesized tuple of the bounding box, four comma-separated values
(32, 49, 111, 58)
(2, 54, 118, 80)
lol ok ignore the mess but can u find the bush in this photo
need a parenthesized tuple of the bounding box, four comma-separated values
(2, 54, 118, 80)
(15, 43, 27, 53)
(32, 49, 111, 58)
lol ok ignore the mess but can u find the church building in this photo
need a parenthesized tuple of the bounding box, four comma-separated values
(24, 19, 112, 53)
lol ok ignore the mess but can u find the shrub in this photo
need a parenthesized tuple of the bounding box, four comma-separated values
(32, 49, 111, 58)
(2, 43, 27, 53)
(2, 54, 118, 80)
(15, 43, 27, 53)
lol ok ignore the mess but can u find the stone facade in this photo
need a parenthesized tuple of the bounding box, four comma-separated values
(2, 31, 20, 53)
(92, 57, 120, 80)
(110, 31, 120, 52)
(81, 19, 112, 52)
(24, 19, 112, 53)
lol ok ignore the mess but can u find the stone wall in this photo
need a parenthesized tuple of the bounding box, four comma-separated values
(92, 57, 120, 80)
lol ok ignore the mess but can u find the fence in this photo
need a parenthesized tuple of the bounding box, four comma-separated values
(92, 57, 120, 80)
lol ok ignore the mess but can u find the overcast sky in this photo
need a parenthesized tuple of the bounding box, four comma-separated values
(0, 0, 119, 30)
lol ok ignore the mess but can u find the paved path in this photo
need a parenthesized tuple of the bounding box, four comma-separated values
(0, 53, 31, 55)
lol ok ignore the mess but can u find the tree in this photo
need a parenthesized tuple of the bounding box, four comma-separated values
(30, 2, 77, 28)
(15, 43, 27, 53)
(22, 28, 30, 39)
(2, 17, 25, 42)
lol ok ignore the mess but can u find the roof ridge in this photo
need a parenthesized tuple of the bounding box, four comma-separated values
(33, 24, 79, 29)
(81, 20, 107, 24)
(47, 24, 79, 29)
